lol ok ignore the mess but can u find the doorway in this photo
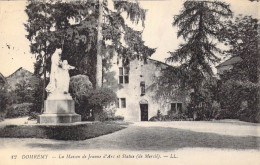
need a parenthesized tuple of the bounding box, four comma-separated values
(140, 104, 148, 121)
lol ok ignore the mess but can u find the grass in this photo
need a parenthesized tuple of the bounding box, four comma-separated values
(0, 122, 128, 140)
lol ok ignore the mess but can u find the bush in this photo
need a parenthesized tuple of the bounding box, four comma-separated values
(88, 88, 117, 121)
(5, 103, 33, 118)
(218, 79, 259, 121)
(70, 75, 93, 94)
(69, 75, 117, 121)
(238, 108, 260, 123)
(149, 110, 188, 121)
(106, 115, 124, 121)
(69, 75, 93, 120)
(164, 113, 188, 121)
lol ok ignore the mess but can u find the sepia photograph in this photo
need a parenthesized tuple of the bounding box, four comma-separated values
(0, 0, 259, 164)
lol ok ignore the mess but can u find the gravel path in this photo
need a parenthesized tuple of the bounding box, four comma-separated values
(0, 117, 35, 126)
(134, 120, 260, 137)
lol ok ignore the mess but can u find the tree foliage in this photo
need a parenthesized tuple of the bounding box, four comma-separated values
(218, 15, 259, 83)
(161, 0, 232, 119)
(25, 0, 155, 86)
(217, 15, 259, 122)
(168, 0, 232, 78)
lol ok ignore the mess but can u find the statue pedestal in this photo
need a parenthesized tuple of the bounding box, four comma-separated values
(38, 95, 81, 124)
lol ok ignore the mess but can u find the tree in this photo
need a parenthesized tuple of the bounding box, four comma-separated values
(219, 15, 258, 82)
(165, 0, 232, 119)
(25, 0, 155, 87)
(96, 0, 103, 88)
(218, 15, 259, 122)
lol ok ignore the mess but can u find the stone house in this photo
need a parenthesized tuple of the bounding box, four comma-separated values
(106, 58, 189, 122)
(5, 67, 40, 92)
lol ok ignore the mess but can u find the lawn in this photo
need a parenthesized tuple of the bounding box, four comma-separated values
(0, 121, 128, 140)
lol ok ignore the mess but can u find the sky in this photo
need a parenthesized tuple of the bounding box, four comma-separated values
(0, 0, 259, 77)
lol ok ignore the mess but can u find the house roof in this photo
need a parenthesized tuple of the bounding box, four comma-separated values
(6, 67, 33, 78)
(147, 58, 175, 69)
(0, 72, 6, 83)
(216, 56, 242, 68)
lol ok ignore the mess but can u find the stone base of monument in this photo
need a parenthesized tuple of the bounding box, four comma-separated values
(38, 113, 81, 124)
(38, 99, 81, 124)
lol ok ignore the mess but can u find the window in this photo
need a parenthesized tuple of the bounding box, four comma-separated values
(171, 103, 176, 112)
(124, 67, 129, 84)
(121, 98, 126, 108)
(140, 81, 145, 96)
(170, 103, 182, 113)
(119, 67, 123, 84)
(119, 67, 129, 84)
(177, 103, 182, 113)
(116, 98, 126, 108)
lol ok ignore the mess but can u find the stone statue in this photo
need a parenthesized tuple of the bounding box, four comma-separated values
(39, 48, 81, 124)
(46, 48, 62, 94)
(46, 48, 75, 100)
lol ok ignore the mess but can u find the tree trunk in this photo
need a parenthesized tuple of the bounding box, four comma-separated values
(41, 43, 46, 113)
(96, 0, 103, 88)
(42, 0, 47, 113)
(42, 53, 46, 113)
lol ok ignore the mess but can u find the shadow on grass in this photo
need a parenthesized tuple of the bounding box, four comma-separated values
(23, 126, 260, 151)
(0, 122, 126, 141)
